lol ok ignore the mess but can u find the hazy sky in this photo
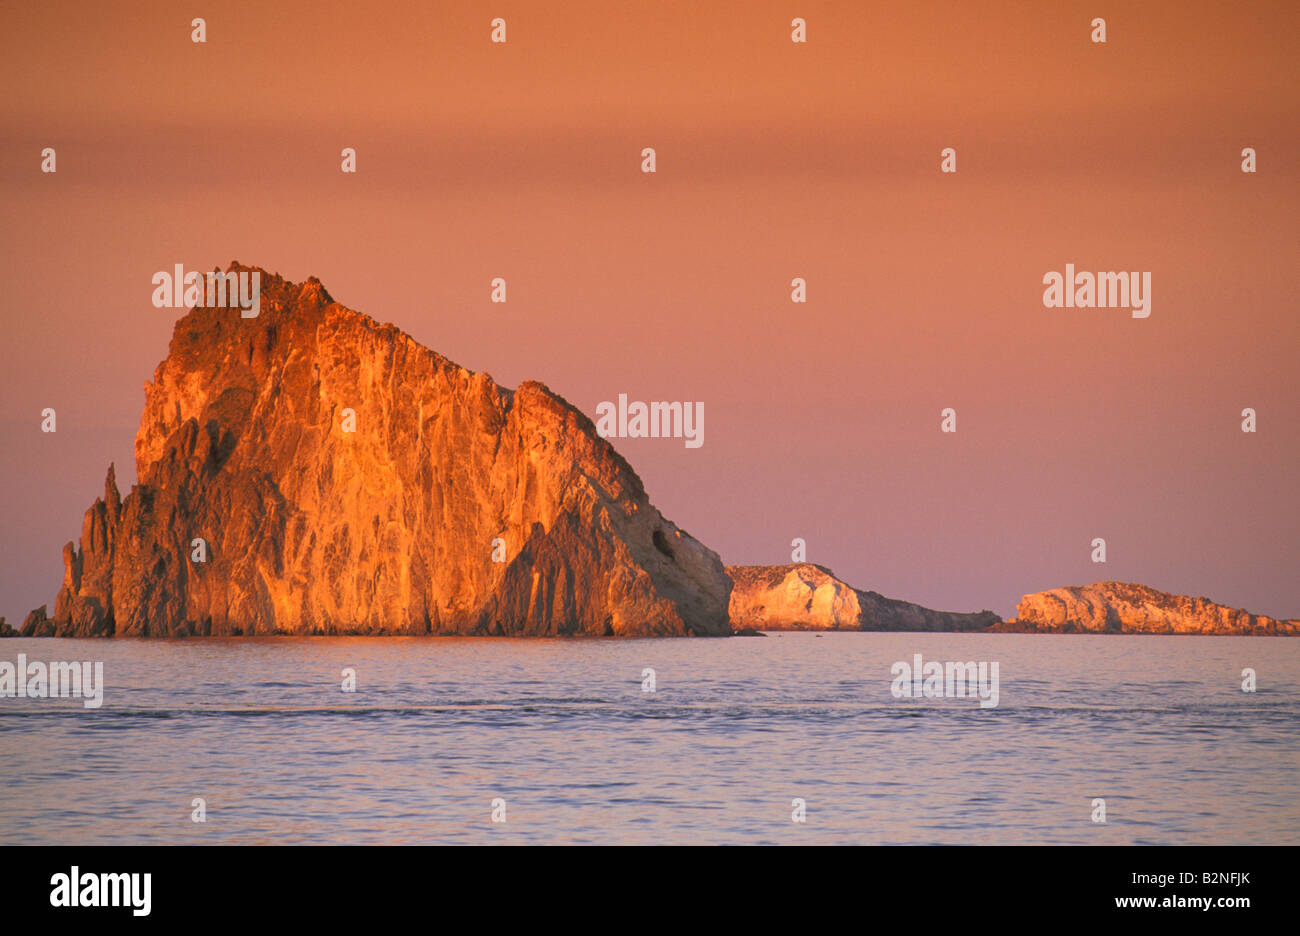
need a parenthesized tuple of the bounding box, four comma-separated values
(1, 0, 1297, 622)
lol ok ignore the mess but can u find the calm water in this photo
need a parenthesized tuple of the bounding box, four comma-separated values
(1, 633, 1296, 845)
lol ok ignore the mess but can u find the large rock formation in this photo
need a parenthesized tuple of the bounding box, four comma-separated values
(727, 564, 1001, 632)
(29, 263, 731, 637)
(999, 582, 1300, 635)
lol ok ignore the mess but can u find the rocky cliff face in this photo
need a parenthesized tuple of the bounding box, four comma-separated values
(726, 564, 1001, 632)
(1000, 582, 1300, 635)
(27, 264, 731, 637)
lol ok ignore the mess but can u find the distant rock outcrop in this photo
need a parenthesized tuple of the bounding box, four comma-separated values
(19, 607, 53, 637)
(726, 564, 1001, 632)
(999, 582, 1300, 635)
(0, 616, 15, 638)
(30, 264, 731, 637)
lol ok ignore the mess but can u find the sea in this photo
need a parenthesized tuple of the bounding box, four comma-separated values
(1, 633, 1296, 845)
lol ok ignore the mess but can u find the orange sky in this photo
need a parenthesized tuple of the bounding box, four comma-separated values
(2, 0, 1297, 621)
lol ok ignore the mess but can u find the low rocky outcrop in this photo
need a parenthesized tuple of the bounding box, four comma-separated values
(19, 607, 54, 637)
(29, 264, 731, 637)
(726, 564, 1001, 632)
(998, 582, 1300, 635)
(0, 617, 15, 638)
